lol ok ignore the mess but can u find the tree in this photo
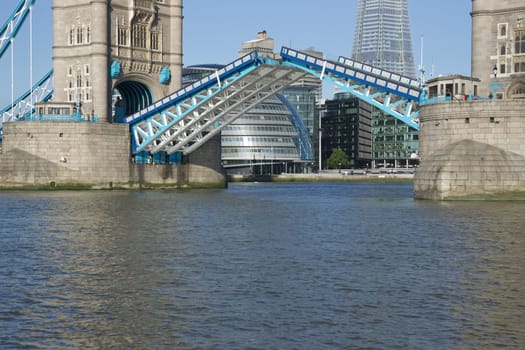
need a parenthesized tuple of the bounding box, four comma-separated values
(326, 148, 350, 169)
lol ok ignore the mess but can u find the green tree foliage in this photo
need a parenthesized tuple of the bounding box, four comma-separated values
(326, 148, 350, 169)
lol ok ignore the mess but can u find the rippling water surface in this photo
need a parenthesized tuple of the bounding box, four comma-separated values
(1, 182, 524, 349)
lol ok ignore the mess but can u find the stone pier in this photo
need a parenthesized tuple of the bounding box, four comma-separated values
(0, 122, 226, 189)
(414, 100, 525, 199)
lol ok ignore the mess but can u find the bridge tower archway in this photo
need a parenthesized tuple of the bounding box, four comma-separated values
(112, 74, 162, 122)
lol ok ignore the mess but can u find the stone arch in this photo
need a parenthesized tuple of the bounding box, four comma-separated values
(507, 80, 525, 99)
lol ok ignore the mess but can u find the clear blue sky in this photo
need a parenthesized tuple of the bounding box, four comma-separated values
(0, 0, 472, 107)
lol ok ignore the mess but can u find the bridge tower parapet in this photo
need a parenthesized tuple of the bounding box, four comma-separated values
(414, 100, 525, 199)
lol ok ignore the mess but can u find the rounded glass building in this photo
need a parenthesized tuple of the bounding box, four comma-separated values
(183, 65, 313, 176)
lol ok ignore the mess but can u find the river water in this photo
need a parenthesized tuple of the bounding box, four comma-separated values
(0, 182, 524, 349)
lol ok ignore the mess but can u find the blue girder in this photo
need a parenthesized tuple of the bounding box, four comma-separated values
(280, 47, 421, 130)
(0, 0, 35, 59)
(0, 69, 53, 124)
(127, 52, 309, 155)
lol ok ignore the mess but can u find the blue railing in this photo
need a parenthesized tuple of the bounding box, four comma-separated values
(281, 47, 422, 101)
(420, 95, 493, 106)
(25, 114, 99, 123)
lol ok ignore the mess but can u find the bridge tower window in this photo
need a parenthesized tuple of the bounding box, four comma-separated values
(133, 24, 148, 48)
(69, 28, 74, 45)
(151, 31, 159, 51)
(118, 27, 129, 46)
(77, 26, 83, 44)
(498, 23, 507, 38)
(515, 30, 525, 54)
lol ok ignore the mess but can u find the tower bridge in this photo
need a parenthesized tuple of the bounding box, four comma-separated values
(1, 0, 525, 199)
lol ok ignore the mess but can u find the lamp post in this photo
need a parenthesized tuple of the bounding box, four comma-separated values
(491, 64, 500, 100)
(318, 112, 322, 171)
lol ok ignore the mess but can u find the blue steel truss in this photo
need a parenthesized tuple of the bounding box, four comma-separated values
(280, 47, 422, 130)
(0, 0, 35, 59)
(128, 47, 424, 156)
(127, 51, 309, 155)
(0, 69, 53, 124)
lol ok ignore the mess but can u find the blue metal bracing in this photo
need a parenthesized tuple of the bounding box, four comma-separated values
(0, 69, 53, 125)
(127, 52, 309, 155)
(276, 94, 314, 161)
(0, 0, 35, 59)
(280, 47, 422, 130)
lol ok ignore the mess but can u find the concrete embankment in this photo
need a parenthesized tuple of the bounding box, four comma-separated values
(229, 171, 414, 183)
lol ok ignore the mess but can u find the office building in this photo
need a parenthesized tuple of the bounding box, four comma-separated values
(319, 93, 372, 169)
(182, 30, 316, 175)
(352, 0, 418, 168)
(240, 32, 322, 142)
(352, 0, 415, 76)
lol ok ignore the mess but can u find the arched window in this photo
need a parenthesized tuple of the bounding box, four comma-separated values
(510, 83, 525, 99)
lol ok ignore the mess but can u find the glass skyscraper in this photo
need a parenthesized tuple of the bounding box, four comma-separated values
(352, 0, 419, 168)
(352, 0, 416, 77)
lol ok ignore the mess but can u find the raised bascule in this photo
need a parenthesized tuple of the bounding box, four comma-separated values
(1, 0, 525, 199)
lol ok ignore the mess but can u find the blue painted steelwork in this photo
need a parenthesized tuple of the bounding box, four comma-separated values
(0, 69, 53, 124)
(126, 51, 260, 126)
(0, 0, 35, 59)
(337, 55, 421, 100)
(127, 52, 309, 156)
(110, 60, 122, 79)
(159, 66, 171, 84)
(25, 114, 98, 123)
(280, 47, 421, 130)
(133, 150, 182, 165)
(276, 94, 314, 160)
(127, 51, 262, 154)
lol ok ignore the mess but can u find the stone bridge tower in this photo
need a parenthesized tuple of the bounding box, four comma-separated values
(52, 0, 183, 122)
(471, 0, 525, 98)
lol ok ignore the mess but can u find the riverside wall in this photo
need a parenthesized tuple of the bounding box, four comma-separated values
(414, 100, 525, 200)
(0, 122, 226, 189)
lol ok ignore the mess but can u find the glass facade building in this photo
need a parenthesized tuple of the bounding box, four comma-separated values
(182, 64, 313, 176)
(352, 0, 418, 168)
(319, 93, 372, 169)
(280, 49, 323, 143)
(222, 94, 312, 175)
(352, 0, 415, 77)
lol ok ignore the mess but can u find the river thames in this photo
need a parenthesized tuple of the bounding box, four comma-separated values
(1, 182, 524, 349)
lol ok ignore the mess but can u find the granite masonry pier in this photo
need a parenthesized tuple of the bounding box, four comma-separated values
(0, 122, 226, 189)
(414, 100, 525, 200)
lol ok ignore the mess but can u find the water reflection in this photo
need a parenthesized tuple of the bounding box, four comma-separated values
(0, 184, 524, 349)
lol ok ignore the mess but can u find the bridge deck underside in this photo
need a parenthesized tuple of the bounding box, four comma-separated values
(130, 61, 308, 155)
